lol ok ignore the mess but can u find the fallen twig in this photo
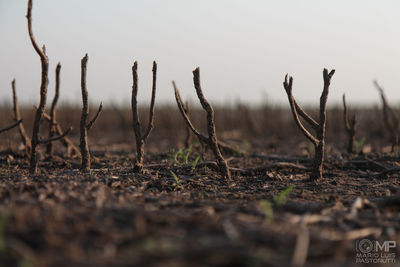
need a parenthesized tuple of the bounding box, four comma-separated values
(230, 162, 308, 175)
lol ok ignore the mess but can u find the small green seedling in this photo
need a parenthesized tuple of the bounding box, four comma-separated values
(273, 185, 294, 206)
(171, 147, 188, 164)
(170, 148, 181, 163)
(170, 171, 183, 190)
(354, 137, 366, 155)
(170, 146, 201, 172)
(183, 145, 192, 164)
(190, 155, 200, 172)
(259, 185, 294, 223)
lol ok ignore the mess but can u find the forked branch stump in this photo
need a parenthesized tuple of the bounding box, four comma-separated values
(79, 54, 103, 171)
(41, 63, 78, 157)
(283, 69, 335, 180)
(131, 61, 157, 172)
(173, 68, 231, 180)
(27, 0, 71, 174)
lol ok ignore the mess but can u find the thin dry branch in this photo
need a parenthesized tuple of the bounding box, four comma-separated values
(142, 62, 157, 140)
(283, 75, 318, 146)
(283, 69, 335, 180)
(173, 68, 231, 180)
(39, 127, 72, 144)
(11, 79, 31, 153)
(218, 141, 244, 156)
(26, 0, 46, 60)
(176, 99, 242, 155)
(79, 54, 90, 170)
(79, 54, 101, 171)
(32, 63, 80, 158)
(42, 112, 79, 156)
(46, 63, 61, 156)
(293, 99, 319, 131)
(86, 103, 103, 131)
(34, 107, 79, 157)
(342, 94, 357, 153)
(131, 61, 157, 172)
(173, 83, 207, 143)
(183, 102, 192, 148)
(0, 120, 23, 134)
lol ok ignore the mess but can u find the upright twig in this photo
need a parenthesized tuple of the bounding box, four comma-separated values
(342, 94, 357, 153)
(131, 61, 157, 172)
(173, 68, 231, 180)
(27, 0, 71, 174)
(11, 79, 31, 154)
(283, 69, 335, 180)
(374, 81, 399, 152)
(46, 63, 61, 157)
(183, 101, 192, 148)
(0, 120, 23, 134)
(79, 54, 103, 171)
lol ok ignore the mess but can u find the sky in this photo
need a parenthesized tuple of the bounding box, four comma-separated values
(0, 0, 399, 108)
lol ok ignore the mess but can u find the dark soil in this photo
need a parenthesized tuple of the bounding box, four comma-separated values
(1, 106, 399, 266)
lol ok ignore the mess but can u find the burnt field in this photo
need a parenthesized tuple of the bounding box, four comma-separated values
(1, 103, 399, 267)
(1, 1, 398, 266)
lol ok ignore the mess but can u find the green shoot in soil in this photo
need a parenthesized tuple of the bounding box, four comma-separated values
(191, 155, 200, 172)
(170, 171, 180, 184)
(354, 137, 366, 155)
(273, 185, 294, 206)
(259, 185, 294, 223)
(171, 145, 200, 172)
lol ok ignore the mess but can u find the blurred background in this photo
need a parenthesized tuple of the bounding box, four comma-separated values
(0, 0, 399, 107)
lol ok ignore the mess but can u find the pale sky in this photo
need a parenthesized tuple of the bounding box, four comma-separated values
(0, 0, 399, 107)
